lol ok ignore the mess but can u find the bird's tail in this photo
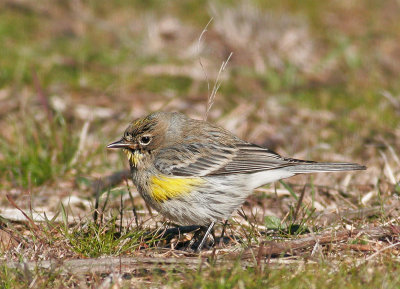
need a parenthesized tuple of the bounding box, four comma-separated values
(288, 162, 366, 174)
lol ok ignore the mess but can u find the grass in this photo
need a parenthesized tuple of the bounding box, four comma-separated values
(0, 264, 66, 289)
(1, 0, 400, 288)
(137, 75, 193, 95)
(0, 111, 79, 188)
(175, 260, 400, 289)
(1, 256, 399, 288)
(60, 204, 162, 258)
(62, 220, 160, 258)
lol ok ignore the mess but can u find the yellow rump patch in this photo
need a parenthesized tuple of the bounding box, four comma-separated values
(150, 175, 204, 202)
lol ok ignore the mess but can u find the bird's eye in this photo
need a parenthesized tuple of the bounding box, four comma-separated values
(139, 136, 151, 145)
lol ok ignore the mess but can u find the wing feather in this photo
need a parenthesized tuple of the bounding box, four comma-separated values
(154, 141, 312, 177)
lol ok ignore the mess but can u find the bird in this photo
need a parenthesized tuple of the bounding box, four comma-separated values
(107, 111, 366, 250)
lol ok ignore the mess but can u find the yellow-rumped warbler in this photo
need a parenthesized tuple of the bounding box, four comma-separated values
(108, 112, 365, 248)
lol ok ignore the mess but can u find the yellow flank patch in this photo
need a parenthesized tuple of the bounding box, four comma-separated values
(150, 175, 204, 202)
(123, 149, 143, 167)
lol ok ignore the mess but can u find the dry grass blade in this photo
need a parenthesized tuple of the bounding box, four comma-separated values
(204, 52, 233, 120)
(5, 194, 40, 232)
(32, 68, 53, 122)
(364, 241, 400, 261)
(379, 150, 397, 184)
(125, 178, 139, 227)
(382, 91, 400, 114)
(198, 17, 213, 114)
(197, 18, 233, 120)
(0, 228, 19, 251)
(69, 120, 90, 167)
(293, 185, 306, 221)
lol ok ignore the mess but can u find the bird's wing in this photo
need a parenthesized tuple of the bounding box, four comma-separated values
(210, 143, 314, 175)
(154, 142, 311, 177)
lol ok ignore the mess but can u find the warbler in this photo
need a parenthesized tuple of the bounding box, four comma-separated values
(107, 111, 365, 237)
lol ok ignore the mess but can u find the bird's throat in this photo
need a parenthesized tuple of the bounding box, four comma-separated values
(123, 149, 144, 168)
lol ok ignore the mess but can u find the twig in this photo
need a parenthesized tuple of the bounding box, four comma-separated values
(338, 244, 376, 252)
(314, 205, 397, 225)
(4, 256, 312, 275)
(4, 257, 228, 275)
(237, 225, 400, 259)
(91, 169, 131, 195)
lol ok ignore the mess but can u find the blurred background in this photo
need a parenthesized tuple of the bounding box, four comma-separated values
(0, 0, 399, 221)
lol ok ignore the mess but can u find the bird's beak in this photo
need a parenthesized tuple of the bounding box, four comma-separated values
(107, 139, 135, 149)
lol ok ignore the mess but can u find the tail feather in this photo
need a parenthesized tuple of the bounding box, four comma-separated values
(288, 162, 366, 173)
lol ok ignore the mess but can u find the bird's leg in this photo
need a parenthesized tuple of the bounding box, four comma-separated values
(196, 221, 215, 252)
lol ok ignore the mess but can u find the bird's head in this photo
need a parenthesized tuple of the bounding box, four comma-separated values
(107, 112, 186, 167)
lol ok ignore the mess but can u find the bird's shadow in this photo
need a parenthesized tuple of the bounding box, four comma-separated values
(142, 225, 233, 251)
